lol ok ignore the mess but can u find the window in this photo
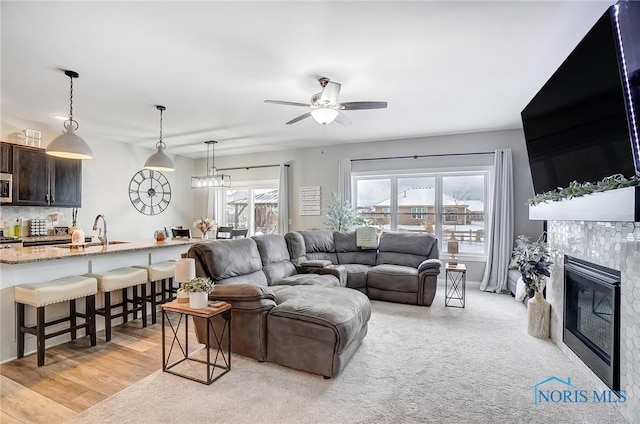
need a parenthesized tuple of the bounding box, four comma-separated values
(354, 170, 488, 257)
(411, 207, 427, 219)
(224, 182, 279, 236)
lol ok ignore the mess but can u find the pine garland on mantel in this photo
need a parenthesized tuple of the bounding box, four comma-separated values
(527, 173, 640, 206)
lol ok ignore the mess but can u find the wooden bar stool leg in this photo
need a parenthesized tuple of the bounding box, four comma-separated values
(70, 299, 77, 340)
(104, 291, 112, 342)
(17, 302, 25, 359)
(86, 295, 97, 346)
(36, 306, 45, 367)
(122, 288, 129, 323)
(141, 284, 148, 328)
(131, 286, 138, 320)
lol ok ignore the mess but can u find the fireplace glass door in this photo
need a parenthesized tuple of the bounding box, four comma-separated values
(564, 256, 620, 391)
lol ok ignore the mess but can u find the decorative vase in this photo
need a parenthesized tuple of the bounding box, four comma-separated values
(201, 231, 209, 240)
(527, 290, 550, 338)
(189, 291, 208, 309)
(71, 227, 85, 244)
(69, 226, 77, 236)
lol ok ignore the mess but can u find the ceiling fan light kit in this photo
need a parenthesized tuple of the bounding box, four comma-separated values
(311, 107, 339, 125)
(265, 76, 388, 126)
(191, 140, 231, 189)
(144, 105, 175, 172)
(46, 70, 94, 160)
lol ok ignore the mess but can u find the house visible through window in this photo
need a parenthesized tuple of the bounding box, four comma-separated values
(354, 171, 488, 257)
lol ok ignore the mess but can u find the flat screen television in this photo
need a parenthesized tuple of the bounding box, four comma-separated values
(521, 1, 640, 195)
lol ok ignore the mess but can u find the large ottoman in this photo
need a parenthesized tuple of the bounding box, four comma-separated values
(267, 285, 371, 378)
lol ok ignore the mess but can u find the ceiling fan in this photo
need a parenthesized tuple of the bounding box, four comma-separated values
(265, 77, 387, 125)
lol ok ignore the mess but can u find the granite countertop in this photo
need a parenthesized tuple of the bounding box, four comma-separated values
(0, 238, 197, 265)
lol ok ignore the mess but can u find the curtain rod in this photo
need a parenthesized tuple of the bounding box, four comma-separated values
(217, 163, 290, 171)
(351, 151, 495, 162)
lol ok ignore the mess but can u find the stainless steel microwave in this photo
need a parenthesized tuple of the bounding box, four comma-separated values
(0, 173, 12, 203)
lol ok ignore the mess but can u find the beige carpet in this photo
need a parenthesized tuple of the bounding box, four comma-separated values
(67, 283, 626, 424)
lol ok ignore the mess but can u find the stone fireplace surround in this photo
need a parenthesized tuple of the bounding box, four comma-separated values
(546, 220, 640, 423)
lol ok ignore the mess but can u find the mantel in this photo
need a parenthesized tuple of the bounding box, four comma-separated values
(529, 186, 640, 222)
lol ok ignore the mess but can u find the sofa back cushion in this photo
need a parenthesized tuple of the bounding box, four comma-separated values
(334, 231, 377, 265)
(253, 234, 297, 285)
(188, 238, 268, 286)
(284, 232, 308, 266)
(376, 232, 439, 268)
(298, 230, 338, 264)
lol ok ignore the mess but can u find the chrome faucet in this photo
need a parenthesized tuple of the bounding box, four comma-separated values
(93, 214, 108, 246)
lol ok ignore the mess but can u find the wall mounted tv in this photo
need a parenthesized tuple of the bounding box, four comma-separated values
(521, 1, 640, 195)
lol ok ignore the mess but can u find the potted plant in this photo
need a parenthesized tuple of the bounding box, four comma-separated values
(512, 233, 553, 338)
(193, 217, 215, 239)
(180, 277, 213, 309)
(69, 208, 78, 235)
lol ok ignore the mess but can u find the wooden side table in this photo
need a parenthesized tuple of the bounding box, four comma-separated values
(161, 300, 231, 385)
(445, 263, 466, 308)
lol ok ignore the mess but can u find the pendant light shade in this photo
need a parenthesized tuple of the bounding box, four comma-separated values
(145, 105, 175, 172)
(46, 70, 93, 160)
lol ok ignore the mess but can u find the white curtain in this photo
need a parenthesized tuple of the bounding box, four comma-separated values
(278, 163, 290, 234)
(338, 158, 352, 203)
(480, 148, 514, 293)
(208, 188, 225, 226)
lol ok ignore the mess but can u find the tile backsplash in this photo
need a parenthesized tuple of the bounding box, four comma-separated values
(0, 206, 73, 236)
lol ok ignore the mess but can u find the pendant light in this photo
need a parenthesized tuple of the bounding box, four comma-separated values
(191, 140, 230, 188)
(144, 105, 175, 172)
(46, 70, 94, 159)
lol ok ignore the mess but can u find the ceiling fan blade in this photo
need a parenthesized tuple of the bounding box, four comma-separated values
(320, 81, 341, 105)
(265, 100, 310, 108)
(285, 112, 312, 125)
(339, 101, 388, 110)
(334, 111, 352, 126)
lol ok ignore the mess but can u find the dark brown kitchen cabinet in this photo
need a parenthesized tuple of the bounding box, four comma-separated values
(12, 145, 82, 207)
(0, 142, 12, 173)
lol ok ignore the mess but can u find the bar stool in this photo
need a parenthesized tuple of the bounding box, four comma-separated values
(14, 275, 98, 366)
(133, 260, 175, 324)
(85, 267, 148, 342)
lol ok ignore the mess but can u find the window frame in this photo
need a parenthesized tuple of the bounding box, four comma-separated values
(352, 166, 491, 261)
(223, 179, 279, 237)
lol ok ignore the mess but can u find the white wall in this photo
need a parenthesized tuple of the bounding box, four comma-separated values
(1, 118, 203, 240)
(210, 129, 543, 281)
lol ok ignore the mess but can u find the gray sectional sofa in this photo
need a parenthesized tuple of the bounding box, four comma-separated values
(186, 230, 442, 378)
(286, 230, 442, 306)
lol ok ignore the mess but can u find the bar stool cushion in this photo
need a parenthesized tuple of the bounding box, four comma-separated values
(86, 267, 148, 292)
(134, 261, 175, 281)
(14, 276, 98, 307)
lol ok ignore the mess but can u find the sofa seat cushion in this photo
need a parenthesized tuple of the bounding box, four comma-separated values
(367, 264, 419, 293)
(269, 286, 371, 354)
(339, 263, 371, 289)
(273, 273, 340, 287)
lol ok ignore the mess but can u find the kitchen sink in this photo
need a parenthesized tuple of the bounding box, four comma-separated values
(54, 240, 130, 248)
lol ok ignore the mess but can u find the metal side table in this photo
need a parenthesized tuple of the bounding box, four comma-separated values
(445, 263, 466, 308)
(161, 300, 231, 385)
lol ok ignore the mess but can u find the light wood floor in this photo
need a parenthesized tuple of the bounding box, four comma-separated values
(0, 312, 179, 424)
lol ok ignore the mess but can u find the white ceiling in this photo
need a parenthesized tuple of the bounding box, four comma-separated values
(1, 0, 613, 159)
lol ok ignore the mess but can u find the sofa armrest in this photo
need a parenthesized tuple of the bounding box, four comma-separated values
(209, 284, 277, 310)
(298, 265, 347, 286)
(418, 258, 443, 274)
(301, 259, 333, 268)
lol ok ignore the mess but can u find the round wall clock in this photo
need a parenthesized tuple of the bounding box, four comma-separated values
(128, 169, 171, 215)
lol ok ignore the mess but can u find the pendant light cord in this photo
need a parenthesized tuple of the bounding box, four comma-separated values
(156, 106, 166, 150)
(66, 73, 79, 130)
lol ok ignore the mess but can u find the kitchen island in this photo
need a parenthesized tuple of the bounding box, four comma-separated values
(0, 238, 196, 363)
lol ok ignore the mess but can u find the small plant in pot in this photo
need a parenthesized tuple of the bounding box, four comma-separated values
(180, 277, 213, 309)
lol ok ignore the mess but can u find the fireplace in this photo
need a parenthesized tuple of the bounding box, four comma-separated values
(564, 255, 620, 391)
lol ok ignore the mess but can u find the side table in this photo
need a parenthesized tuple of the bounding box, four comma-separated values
(445, 263, 466, 308)
(161, 300, 231, 385)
